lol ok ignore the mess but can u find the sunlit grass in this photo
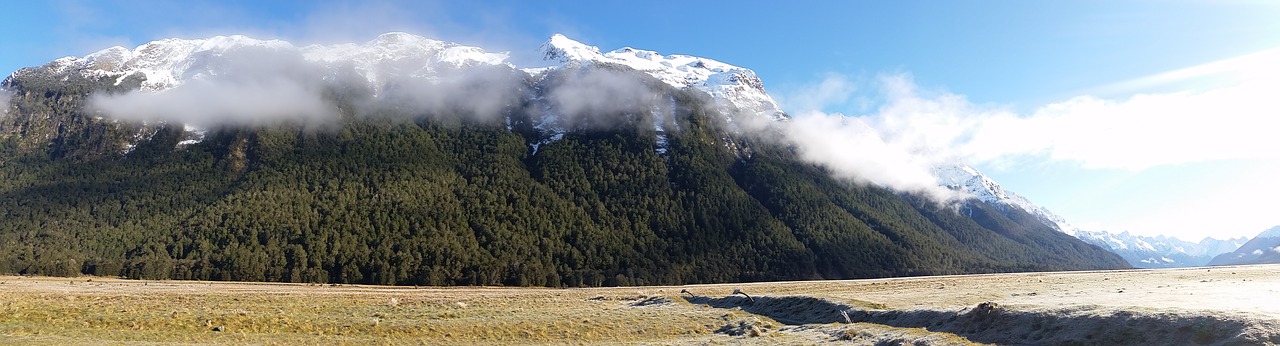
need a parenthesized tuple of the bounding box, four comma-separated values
(0, 277, 747, 345)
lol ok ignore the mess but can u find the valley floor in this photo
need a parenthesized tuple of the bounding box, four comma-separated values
(1, 265, 1278, 345)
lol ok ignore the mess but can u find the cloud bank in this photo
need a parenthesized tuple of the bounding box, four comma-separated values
(861, 74, 1280, 170)
(546, 68, 660, 128)
(90, 77, 335, 128)
(364, 65, 527, 122)
(774, 70, 1280, 200)
(88, 45, 338, 128)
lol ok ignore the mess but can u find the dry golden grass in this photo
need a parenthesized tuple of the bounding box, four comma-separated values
(2, 265, 1276, 345)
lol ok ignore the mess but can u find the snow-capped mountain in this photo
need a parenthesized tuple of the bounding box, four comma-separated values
(535, 34, 786, 123)
(1073, 230, 1247, 268)
(1208, 226, 1280, 266)
(14, 32, 785, 153)
(37, 33, 512, 93)
(933, 163, 1074, 232)
(24, 32, 782, 121)
(934, 162, 1247, 268)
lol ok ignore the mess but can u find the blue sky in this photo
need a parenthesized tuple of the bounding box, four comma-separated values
(2, 0, 1278, 240)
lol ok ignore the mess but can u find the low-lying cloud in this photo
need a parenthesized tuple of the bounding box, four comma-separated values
(857, 74, 1280, 170)
(783, 110, 958, 201)
(774, 71, 1280, 199)
(90, 77, 335, 128)
(363, 65, 526, 122)
(546, 68, 661, 128)
(89, 45, 338, 128)
(0, 89, 12, 116)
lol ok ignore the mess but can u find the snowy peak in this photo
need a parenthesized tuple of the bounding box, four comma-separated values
(1256, 225, 1280, 239)
(300, 32, 509, 92)
(934, 163, 1008, 201)
(314, 31, 509, 68)
(933, 162, 1249, 268)
(28, 33, 512, 93)
(534, 33, 786, 122)
(933, 163, 1074, 233)
(539, 34, 604, 63)
(40, 35, 298, 90)
(82, 46, 133, 71)
(18, 32, 786, 124)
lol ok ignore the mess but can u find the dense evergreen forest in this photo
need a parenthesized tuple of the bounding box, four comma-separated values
(0, 64, 1127, 286)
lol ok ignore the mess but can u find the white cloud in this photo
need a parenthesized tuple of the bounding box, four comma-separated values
(89, 77, 336, 128)
(0, 89, 12, 116)
(88, 45, 338, 127)
(783, 71, 1280, 174)
(364, 65, 526, 122)
(782, 110, 958, 201)
(1005, 80, 1280, 169)
(775, 73, 856, 114)
(546, 68, 661, 129)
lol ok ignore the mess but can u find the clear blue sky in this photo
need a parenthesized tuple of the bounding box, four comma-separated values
(2, 0, 1278, 240)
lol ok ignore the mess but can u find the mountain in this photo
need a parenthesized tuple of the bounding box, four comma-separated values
(1072, 230, 1247, 268)
(1208, 226, 1280, 266)
(0, 33, 1127, 286)
(933, 163, 1246, 268)
(934, 163, 1074, 233)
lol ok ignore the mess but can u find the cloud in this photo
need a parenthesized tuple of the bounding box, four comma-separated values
(90, 77, 336, 128)
(775, 73, 856, 114)
(782, 110, 958, 201)
(88, 44, 337, 127)
(773, 68, 1280, 201)
(0, 89, 12, 115)
(363, 64, 527, 122)
(783, 71, 1280, 173)
(546, 68, 661, 129)
(770, 74, 966, 201)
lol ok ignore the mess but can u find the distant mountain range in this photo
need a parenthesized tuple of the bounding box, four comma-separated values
(1073, 230, 1247, 268)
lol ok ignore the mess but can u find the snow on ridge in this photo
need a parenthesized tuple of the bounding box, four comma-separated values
(540, 34, 604, 63)
(44, 32, 512, 95)
(536, 34, 786, 122)
(933, 162, 1075, 234)
(33, 32, 784, 126)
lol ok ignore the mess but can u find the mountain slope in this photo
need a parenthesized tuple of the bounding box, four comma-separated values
(1208, 226, 1280, 266)
(934, 163, 1246, 268)
(0, 33, 1127, 286)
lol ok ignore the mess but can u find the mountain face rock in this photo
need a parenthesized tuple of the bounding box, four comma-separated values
(933, 163, 1074, 233)
(933, 163, 1245, 268)
(0, 33, 1127, 286)
(1209, 226, 1280, 266)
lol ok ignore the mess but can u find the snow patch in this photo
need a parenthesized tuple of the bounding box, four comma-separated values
(538, 34, 786, 123)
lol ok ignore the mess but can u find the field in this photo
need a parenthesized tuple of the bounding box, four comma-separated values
(2, 265, 1278, 345)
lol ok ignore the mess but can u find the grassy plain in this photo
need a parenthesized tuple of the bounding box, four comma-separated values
(1, 265, 1277, 345)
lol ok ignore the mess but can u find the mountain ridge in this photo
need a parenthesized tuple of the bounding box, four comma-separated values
(1208, 226, 1280, 266)
(934, 162, 1247, 268)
